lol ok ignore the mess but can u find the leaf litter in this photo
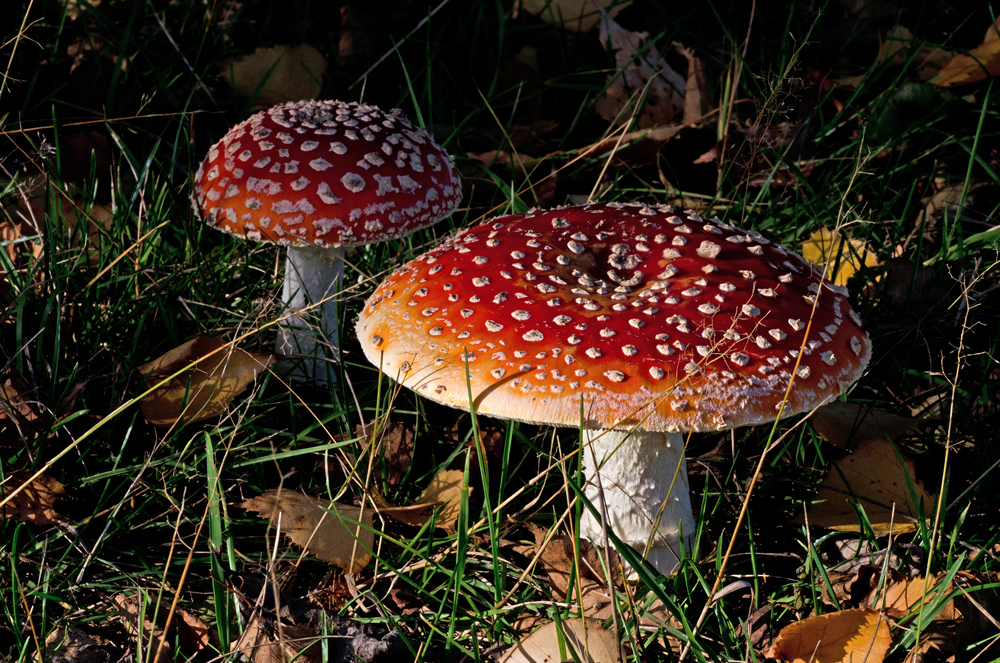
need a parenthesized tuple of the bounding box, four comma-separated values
(239, 490, 374, 574)
(138, 336, 276, 426)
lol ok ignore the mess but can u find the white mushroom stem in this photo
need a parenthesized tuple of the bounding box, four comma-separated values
(580, 429, 696, 575)
(275, 245, 345, 385)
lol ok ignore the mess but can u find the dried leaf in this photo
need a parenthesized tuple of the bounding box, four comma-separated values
(376, 469, 469, 534)
(239, 490, 374, 573)
(520, 0, 631, 32)
(872, 574, 959, 620)
(595, 13, 686, 129)
(934, 19, 1000, 87)
(800, 438, 935, 536)
(112, 593, 210, 663)
(811, 402, 918, 449)
(499, 619, 622, 663)
(1, 469, 66, 526)
(674, 42, 712, 123)
(800, 228, 880, 286)
(59, 0, 101, 20)
(233, 613, 322, 663)
(513, 524, 619, 620)
(138, 336, 276, 427)
(221, 45, 327, 109)
(0, 372, 44, 448)
(765, 609, 892, 663)
(43, 626, 119, 663)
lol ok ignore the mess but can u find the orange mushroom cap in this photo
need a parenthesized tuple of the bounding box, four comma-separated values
(193, 100, 462, 247)
(358, 202, 871, 432)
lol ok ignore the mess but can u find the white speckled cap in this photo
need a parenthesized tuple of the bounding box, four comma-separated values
(357, 202, 871, 432)
(193, 100, 462, 247)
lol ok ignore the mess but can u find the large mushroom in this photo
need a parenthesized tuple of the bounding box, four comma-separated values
(356, 202, 871, 573)
(193, 99, 462, 384)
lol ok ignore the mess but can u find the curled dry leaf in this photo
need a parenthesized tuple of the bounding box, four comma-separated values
(220, 45, 327, 109)
(766, 609, 892, 663)
(800, 228, 880, 287)
(374, 469, 469, 534)
(138, 336, 276, 427)
(595, 12, 686, 129)
(239, 490, 374, 573)
(811, 402, 918, 449)
(499, 619, 622, 663)
(519, 0, 631, 32)
(1, 469, 67, 526)
(798, 437, 934, 536)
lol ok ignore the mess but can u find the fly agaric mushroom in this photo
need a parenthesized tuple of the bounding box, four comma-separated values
(193, 99, 462, 384)
(356, 202, 871, 573)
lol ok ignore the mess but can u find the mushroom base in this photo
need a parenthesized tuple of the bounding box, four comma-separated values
(276, 245, 345, 385)
(580, 429, 696, 575)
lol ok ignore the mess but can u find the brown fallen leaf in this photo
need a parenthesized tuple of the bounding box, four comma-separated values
(239, 490, 374, 573)
(800, 228, 880, 287)
(933, 18, 1000, 87)
(871, 573, 959, 620)
(138, 336, 276, 427)
(43, 626, 120, 663)
(519, 0, 631, 32)
(233, 613, 322, 663)
(112, 593, 210, 663)
(811, 402, 918, 449)
(59, 0, 101, 20)
(220, 45, 327, 109)
(0, 371, 44, 449)
(499, 618, 622, 663)
(513, 523, 620, 620)
(375, 469, 469, 534)
(799, 438, 935, 536)
(356, 420, 415, 488)
(595, 12, 686, 129)
(766, 609, 892, 663)
(1, 469, 67, 526)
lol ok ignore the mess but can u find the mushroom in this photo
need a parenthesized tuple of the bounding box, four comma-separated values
(193, 99, 462, 384)
(356, 202, 871, 573)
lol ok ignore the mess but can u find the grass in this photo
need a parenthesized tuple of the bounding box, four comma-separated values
(2, 0, 1000, 661)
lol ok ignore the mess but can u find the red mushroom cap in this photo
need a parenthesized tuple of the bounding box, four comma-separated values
(357, 203, 871, 432)
(193, 100, 462, 247)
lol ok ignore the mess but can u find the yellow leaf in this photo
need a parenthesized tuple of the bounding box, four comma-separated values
(873, 574, 959, 620)
(220, 45, 327, 109)
(934, 19, 1000, 87)
(766, 609, 892, 663)
(800, 228, 879, 286)
(239, 490, 374, 574)
(138, 337, 275, 426)
(800, 437, 935, 536)
(499, 619, 622, 663)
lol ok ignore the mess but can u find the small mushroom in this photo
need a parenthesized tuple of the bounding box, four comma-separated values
(356, 202, 871, 574)
(193, 99, 462, 384)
